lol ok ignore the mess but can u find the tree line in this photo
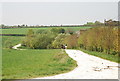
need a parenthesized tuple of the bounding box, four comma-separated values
(4, 25, 119, 57)
(1, 24, 87, 29)
(78, 26, 119, 56)
(7, 19, 119, 57)
(1, 19, 119, 29)
(22, 24, 119, 57)
(22, 28, 78, 49)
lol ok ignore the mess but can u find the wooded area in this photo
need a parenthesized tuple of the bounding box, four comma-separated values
(78, 26, 119, 56)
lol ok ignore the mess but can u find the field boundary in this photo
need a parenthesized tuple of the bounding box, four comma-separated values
(0, 34, 25, 36)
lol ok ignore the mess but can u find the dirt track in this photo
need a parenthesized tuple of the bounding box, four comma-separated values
(12, 45, 118, 79)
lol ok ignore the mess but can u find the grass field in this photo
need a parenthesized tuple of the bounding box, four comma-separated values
(2, 36, 24, 48)
(79, 48, 120, 63)
(2, 34, 77, 79)
(1, 27, 91, 34)
(2, 49, 77, 79)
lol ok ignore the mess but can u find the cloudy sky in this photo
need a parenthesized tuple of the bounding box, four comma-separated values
(1, 0, 119, 25)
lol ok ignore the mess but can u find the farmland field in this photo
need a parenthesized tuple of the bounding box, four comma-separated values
(2, 26, 92, 79)
(1, 26, 91, 34)
(2, 49, 77, 79)
(2, 36, 77, 79)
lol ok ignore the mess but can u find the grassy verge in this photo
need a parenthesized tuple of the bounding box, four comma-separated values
(79, 48, 120, 63)
(2, 49, 77, 79)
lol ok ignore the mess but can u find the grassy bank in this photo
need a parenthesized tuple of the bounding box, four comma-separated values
(2, 49, 77, 79)
(79, 48, 120, 63)
(1, 27, 91, 34)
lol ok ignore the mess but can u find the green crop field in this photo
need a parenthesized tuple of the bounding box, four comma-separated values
(2, 49, 77, 79)
(1, 27, 91, 34)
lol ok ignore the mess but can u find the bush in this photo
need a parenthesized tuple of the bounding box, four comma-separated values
(52, 34, 68, 49)
(51, 34, 78, 49)
(33, 34, 55, 49)
(23, 29, 56, 49)
(63, 34, 78, 49)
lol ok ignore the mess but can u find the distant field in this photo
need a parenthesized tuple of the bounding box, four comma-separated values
(2, 49, 77, 79)
(1, 27, 91, 34)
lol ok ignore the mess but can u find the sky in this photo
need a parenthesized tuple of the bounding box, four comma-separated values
(1, 0, 119, 26)
(1, 0, 119, 2)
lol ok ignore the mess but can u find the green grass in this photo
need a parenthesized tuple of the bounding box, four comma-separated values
(2, 49, 77, 79)
(1, 27, 91, 34)
(1, 34, 77, 79)
(79, 48, 120, 63)
(2, 36, 25, 48)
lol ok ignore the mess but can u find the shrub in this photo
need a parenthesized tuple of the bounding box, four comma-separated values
(23, 29, 56, 49)
(33, 34, 55, 49)
(52, 34, 68, 49)
(63, 34, 78, 49)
